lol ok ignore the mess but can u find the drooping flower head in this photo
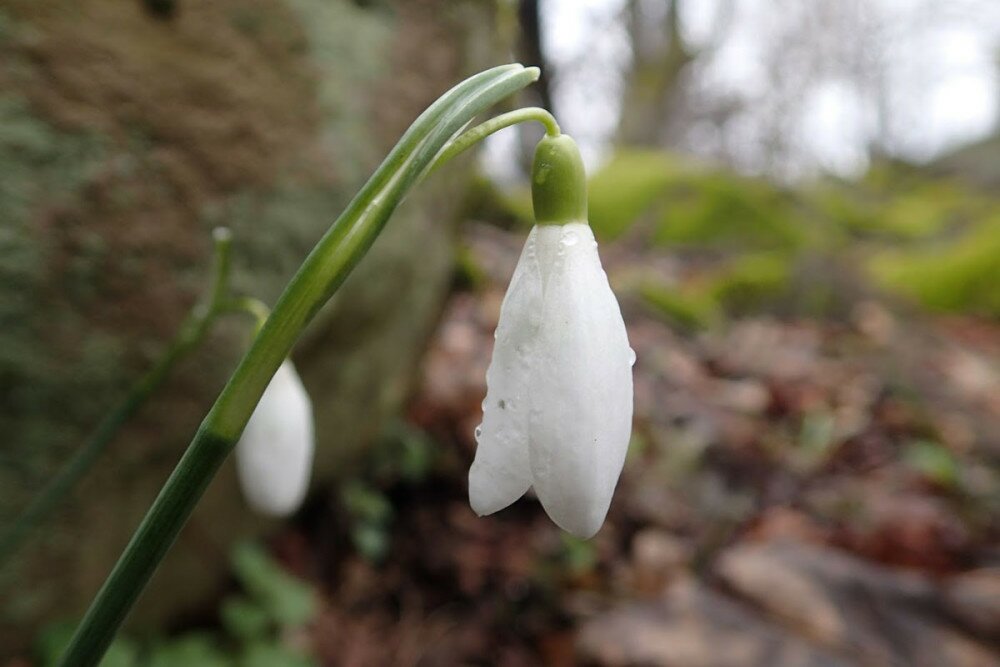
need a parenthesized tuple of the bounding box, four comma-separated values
(470, 134, 634, 539)
(236, 360, 314, 517)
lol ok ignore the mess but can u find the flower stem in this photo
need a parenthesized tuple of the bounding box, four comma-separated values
(57, 64, 540, 667)
(428, 106, 560, 174)
(224, 296, 272, 337)
(0, 228, 233, 568)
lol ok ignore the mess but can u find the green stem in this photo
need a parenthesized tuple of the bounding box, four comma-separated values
(0, 229, 233, 568)
(428, 106, 560, 173)
(58, 64, 540, 667)
(223, 296, 271, 337)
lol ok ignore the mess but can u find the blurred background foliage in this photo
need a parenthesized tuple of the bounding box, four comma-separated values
(472, 147, 999, 326)
(2, 0, 999, 665)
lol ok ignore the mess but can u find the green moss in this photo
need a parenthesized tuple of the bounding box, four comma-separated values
(498, 185, 534, 226)
(0, 9, 13, 43)
(454, 243, 488, 290)
(879, 187, 963, 239)
(640, 253, 799, 330)
(816, 179, 976, 242)
(707, 252, 794, 315)
(0, 95, 111, 497)
(870, 217, 1000, 316)
(639, 281, 722, 331)
(202, 0, 395, 304)
(588, 150, 676, 240)
(656, 172, 807, 250)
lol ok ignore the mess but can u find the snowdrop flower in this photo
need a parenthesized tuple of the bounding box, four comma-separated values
(469, 134, 634, 538)
(236, 360, 314, 517)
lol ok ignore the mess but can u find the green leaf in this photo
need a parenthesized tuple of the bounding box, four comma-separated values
(560, 534, 597, 575)
(342, 481, 393, 523)
(221, 595, 271, 642)
(147, 634, 233, 667)
(372, 422, 437, 483)
(904, 440, 960, 488)
(240, 641, 315, 667)
(351, 523, 390, 563)
(797, 412, 837, 469)
(231, 542, 316, 628)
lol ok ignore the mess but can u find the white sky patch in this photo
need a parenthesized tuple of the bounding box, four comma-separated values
(540, 0, 631, 166)
(888, 23, 999, 159)
(484, 0, 998, 182)
(798, 79, 875, 176)
(677, 0, 720, 46)
(924, 74, 997, 156)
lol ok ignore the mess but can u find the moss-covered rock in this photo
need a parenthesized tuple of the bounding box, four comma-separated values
(0, 0, 498, 648)
(588, 150, 678, 240)
(870, 217, 1000, 317)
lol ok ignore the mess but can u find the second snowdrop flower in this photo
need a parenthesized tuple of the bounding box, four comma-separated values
(469, 134, 634, 539)
(236, 360, 314, 517)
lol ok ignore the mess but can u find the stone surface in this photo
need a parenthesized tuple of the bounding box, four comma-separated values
(944, 568, 1000, 639)
(577, 541, 1000, 667)
(715, 541, 1000, 667)
(0, 0, 497, 650)
(577, 577, 849, 667)
(629, 529, 692, 595)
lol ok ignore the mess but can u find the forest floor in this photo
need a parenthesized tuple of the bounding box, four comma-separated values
(275, 223, 1000, 666)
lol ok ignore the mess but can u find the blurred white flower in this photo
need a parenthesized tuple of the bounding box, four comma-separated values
(236, 360, 314, 517)
(469, 222, 634, 538)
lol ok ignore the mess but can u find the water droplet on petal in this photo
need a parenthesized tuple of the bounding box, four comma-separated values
(628, 348, 637, 366)
(561, 231, 579, 247)
(474, 425, 483, 439)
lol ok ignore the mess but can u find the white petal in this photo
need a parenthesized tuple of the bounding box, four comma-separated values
(527, 223, 634, 538)
(236, 360, 315, 517)
(469, 227, 541, 516)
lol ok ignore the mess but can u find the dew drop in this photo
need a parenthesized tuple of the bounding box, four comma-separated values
(628, 348, 637, 367)
(474, 425, 483, 439)
(561, 231, 579, 247)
